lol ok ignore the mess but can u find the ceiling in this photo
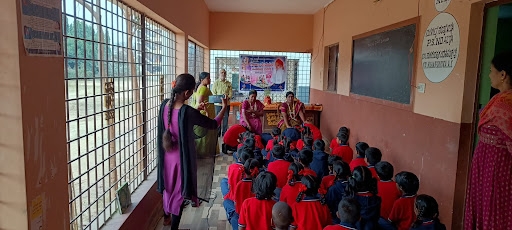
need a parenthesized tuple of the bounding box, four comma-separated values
(204, 0, 333, 14)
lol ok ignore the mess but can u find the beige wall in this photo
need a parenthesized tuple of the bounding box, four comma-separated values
(0, 0, 27, 229)
(209, 12, 314, 52)
(311, 0, 491, 123)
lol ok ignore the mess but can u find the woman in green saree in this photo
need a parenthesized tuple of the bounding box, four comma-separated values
(193, 72, 220, 156)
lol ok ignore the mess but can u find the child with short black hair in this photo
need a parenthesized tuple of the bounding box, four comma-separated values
(347, 166, 381, 230)
(326, 160, 351, 224)
(330, 127, 349, 151)
(310, 139, 329, 180)
(291, 175, 332, 230)
(411, 195, 446, 230)
(226, 158, 260, 230)
(297, 149, 317, 177)
(365, 147, 382, 179)
(272, 202, 294, 230)
(267, 144, 292, 200)
(384, 171, 420, 230)
(302, 137, 314, 151)
(280, 162, 305, 207)
(349, 142, 369, 171)
(238, 171, 278, 230)
(265, 127, 282, 153)
(324, 198, 361, 230)
(332, 132, 354, 164)
(221, 148, 253, 202)
(375, 161, 401, 219)
(320, 155, 342, 192)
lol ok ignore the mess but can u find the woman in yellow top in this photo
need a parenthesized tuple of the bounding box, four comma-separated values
(193, 72, 220, 157)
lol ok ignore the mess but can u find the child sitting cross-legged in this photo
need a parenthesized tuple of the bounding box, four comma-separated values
(310, 139, 329, 181)
(290, 174, 332, 230)
(347, 166, 382, 230)
(320, 155, 343, 192)
(238, 171, 278, 230)
(349, 142, 369, 171)
(365, 147, 382, 179)
(227, 158, 260, 230)
(267, 144, 292, 200)
(375, 161, 401, 220)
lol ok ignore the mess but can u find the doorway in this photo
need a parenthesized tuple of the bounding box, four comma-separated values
(474, 2, 512, 147)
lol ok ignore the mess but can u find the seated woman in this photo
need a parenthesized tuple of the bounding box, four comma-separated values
(240, 90, 265, 135)
(278, 91, 306, 133)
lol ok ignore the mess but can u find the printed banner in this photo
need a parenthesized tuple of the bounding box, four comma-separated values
(239, 55, 287, 91)
(20, 0, 63, 56)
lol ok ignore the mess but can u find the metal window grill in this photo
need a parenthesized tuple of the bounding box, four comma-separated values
(209, 50, 311, 103)
(62, 0, 175, 229)
(188, 41, 205, 80)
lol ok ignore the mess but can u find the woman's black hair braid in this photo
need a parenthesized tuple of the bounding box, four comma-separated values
(162, 89, 177, 152)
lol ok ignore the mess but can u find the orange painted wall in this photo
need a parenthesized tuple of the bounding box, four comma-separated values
(137, 0, 210, 46)
(310, 0, 491, 229)
(209, 12, 313, 52)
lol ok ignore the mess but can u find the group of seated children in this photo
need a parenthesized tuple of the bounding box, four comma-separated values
(220, 125, 446, 230)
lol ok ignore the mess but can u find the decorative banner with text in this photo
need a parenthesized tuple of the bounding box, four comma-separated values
(20, 0, 62, 56)
(239, 55, 287, 91)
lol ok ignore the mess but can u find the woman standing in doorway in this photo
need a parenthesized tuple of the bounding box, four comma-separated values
(240, 90, 264, 134)
(156, 73, 228, 229)
(193, 72, 220, 156)
(465, 51, 512, 230)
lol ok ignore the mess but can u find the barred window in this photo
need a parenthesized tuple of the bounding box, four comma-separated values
(188, 41, 205, 80)
(210, 50, 311, 103)
(62, 0, 175, 228)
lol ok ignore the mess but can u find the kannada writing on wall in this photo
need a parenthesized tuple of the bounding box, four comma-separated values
(421, 12, 460, 83)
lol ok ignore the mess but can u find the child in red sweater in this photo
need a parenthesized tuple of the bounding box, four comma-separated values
(222, 124, 247, 154)
(379, 171, 420, 230)
(296, 126, 313, 150)
(324, 198, 361, 230)
(365, 147, 382, 179)
(349, 142, 369, 171)
(279, 162, 304, 207)
(297, 149, 317, 177)
(332, 132, 353, 164)
(229, 159, 260, 230)
(290, 175, 332, 230)
(330, 127, 349, 152)
(238, 171, 277, 230)
(265, 128, 281, 158)
(267, 144, 292, 200)
(375, 161, 401, 219)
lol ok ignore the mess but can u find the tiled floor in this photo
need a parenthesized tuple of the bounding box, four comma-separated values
(155, 153, 234, 230)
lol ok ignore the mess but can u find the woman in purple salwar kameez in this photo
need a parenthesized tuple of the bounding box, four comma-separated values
(156, 73, 228, 229)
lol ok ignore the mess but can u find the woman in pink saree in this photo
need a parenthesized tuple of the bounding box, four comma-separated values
(240, 90, 264, 134)
(278, 91, 306, 133)
(464, 51, 512, 230)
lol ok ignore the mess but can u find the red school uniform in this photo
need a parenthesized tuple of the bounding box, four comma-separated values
(367, 166, 379, 179)
(291, 198, 332, 230)
(265, 136, 278, 152)
(223, 124, 246, 147)
(280, 182, 302, 207)
(388, 195, 417, 230)
(254, 135, 265, 150)
(238, 198, 276, 230)
(303, 123, 323, 141)
(234, 179, 255, 213)
(320, 174, 336, 191)
(329, 138, 338, 151)
(224, 163, 244, 200)
(296, 139, 305, 151)
(377, 180, 401, 219)
(324, 223, 358, 230)
(332, 145, 354, 164)
(349, 157, 368, 171)
(267, 159, 292, 188)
